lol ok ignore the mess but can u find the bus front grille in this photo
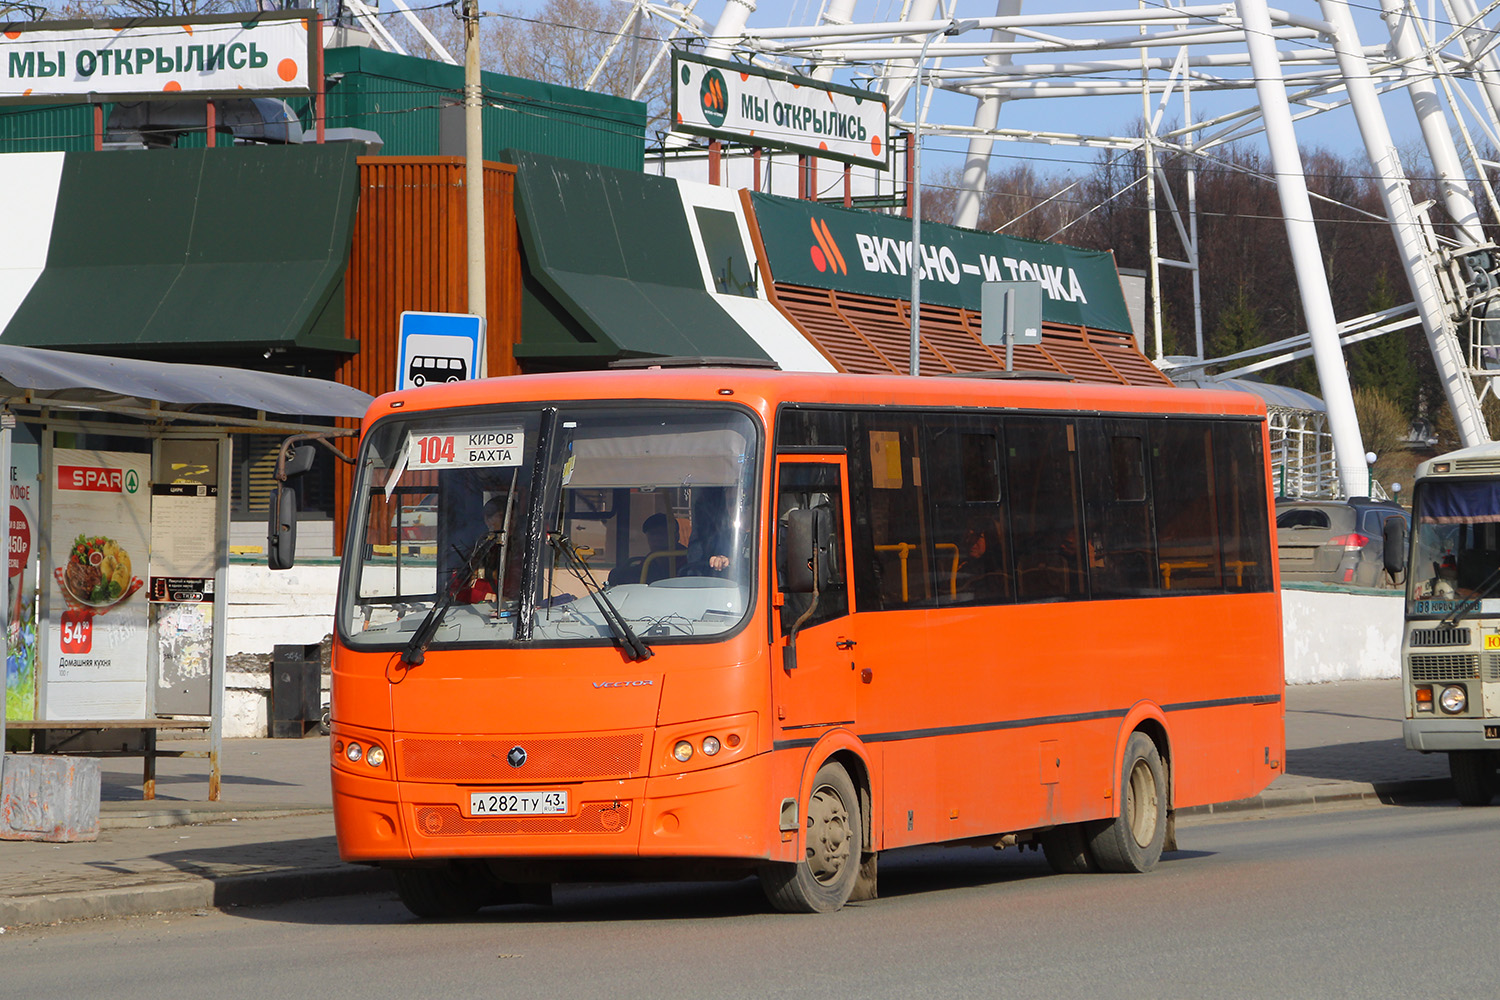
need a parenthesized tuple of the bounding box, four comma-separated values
(398, 734, 647, 782)
(1409, 654, 1480, 682)
(1410, 627, 1471, 647)
(412, 801, 632, 837)
(1489, 654, 1500, 681)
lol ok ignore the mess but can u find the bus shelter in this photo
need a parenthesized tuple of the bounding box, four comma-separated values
(0, 344, 371, 802)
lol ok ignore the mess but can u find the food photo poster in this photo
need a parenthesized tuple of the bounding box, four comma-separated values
(44, 448, 151, 718)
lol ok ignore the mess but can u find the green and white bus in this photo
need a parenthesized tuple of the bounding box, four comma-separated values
(1403, 443, 1500, 805)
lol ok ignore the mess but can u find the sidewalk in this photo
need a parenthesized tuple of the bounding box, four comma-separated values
(0, 678, 1455, 927)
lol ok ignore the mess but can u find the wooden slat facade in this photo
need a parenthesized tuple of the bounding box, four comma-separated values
(767, 281, 1172, 387)
(333, 157, 523, 554)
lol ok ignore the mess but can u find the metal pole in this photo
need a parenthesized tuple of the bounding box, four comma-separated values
(0, 410, 11, 790)
(1141, 8, 1163, 360)
(1441, 0, 1500, 138)
(464, 0, 487, 376)
(1319, 0, 1489, 448)
(952, 0, 1024, 230)
(1236, 0, 1369, 498)
(1381, 0, 1484, 244)
(910, 29, 941, 377)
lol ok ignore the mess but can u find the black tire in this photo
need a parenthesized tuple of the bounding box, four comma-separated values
(1087, 732, 1168, 873)
(393, 864, 488, 918)
(1039, 823, 1098, 874)
(1449, 751, 1497, 807)
(761, 762, 861, 913)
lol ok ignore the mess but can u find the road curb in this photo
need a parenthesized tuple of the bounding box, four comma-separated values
(99, 805, 333, 831)
(1179, 776, 1451, 820)
(0, 865, 391, 929)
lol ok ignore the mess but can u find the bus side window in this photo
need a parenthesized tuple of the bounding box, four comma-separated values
(925, 416, 1011, 605)
(1079, 419, 1158, 598)
(1214, 423, 1273, 591)
(858, 415, 931, 608)
(1007, 417, 1086, 601)
(1152, 421, 1222, 591)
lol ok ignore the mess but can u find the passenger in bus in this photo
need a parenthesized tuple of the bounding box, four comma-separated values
(459, 497, 510, 603)
(607, 513, 684, 585)
(957, 517, 1007, 599)
(1419, 554, 1461, 600)
(686, 487, 734, 575)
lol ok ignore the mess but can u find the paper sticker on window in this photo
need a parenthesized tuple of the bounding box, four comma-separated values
(407, 430, 525, 470)
(869, 431, 903, 490)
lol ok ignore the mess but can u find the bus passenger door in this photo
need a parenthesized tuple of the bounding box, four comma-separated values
(774, 456, 858, 731)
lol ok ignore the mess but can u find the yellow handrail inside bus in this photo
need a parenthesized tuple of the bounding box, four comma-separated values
(874, 543, 962, 600)
(1159, 559, 1209, 590)
(874, 543, 914, 600)
(935, 543, 960, 596)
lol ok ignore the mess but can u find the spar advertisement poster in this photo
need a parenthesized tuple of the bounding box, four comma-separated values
(5, 423, 39, 724)
(43, 449, 150, 719)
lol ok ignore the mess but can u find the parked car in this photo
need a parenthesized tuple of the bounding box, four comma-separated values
(1275, 497, 1410, 589)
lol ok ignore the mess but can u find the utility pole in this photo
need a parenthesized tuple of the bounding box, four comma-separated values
(464, 0, 487, 376)
(1236, 0, 1368, 499)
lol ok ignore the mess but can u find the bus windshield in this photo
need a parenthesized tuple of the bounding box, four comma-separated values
(340, 403, 759, 649)
(1408, 479, 1500, 618)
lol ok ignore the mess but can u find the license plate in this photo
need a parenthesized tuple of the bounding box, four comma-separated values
(470, 790, 568, 816)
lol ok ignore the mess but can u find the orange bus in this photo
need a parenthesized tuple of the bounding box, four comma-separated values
(320, 367, 1284, 916)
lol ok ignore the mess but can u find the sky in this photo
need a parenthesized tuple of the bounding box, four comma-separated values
(494, 0, 1481, 185)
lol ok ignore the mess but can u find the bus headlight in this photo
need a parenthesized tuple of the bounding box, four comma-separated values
(673, 740, 694, 762)
(366, 745, 385, 767)
(345, 741, 363, 763)
(1439, 685, 1467, 714)
(701, 736, 721, 756)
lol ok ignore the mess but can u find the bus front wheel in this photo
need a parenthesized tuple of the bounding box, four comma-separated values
(1449, 750, 1498, 806)
(1087, 732, 1168, 873)
(761, 762, 861, 913)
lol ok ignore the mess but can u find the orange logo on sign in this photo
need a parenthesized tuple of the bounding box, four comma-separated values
(808, 217, 847, 275)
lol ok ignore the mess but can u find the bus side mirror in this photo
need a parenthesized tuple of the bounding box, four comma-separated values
(267, 485, 298, 570)
(780, 506, 833, 594)
(284, 444, 317, 478)
(1383, 517, 1409, 577)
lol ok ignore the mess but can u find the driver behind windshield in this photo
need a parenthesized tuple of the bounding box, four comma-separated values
(608, 513, 684, 585)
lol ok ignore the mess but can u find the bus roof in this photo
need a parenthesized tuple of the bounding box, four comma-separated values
(363, 369, 1266, 432)
(1414, 439, 1500, 480)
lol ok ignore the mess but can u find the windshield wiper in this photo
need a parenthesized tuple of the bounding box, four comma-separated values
(401, 531, 500, 667)
(548, 532, 653, 662)
(1442, 562, 1500, 626)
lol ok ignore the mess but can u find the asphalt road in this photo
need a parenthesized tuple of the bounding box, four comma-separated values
(6, 803, 1496, 999)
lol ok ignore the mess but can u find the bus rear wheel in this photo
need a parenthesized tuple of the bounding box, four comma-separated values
(761, 762, 861, 913)
(393, 863, 488, 918)
(1087, 732, 1168, 873)
(1039, 823, 1098, 874)
(1449, 750, 1499, 806)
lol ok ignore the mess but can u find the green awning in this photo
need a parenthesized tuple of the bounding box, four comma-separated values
(1, 144, 360, 356)
(508, 150, 773, 364)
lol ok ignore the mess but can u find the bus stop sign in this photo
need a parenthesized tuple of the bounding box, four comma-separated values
(397, 312, 485, 391)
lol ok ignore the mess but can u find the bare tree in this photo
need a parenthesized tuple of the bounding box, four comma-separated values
(925, 160, 1082, 240)
(487, 0, 669, 130)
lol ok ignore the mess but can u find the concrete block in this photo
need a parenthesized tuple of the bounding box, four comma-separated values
(0, 755, 102, 842)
